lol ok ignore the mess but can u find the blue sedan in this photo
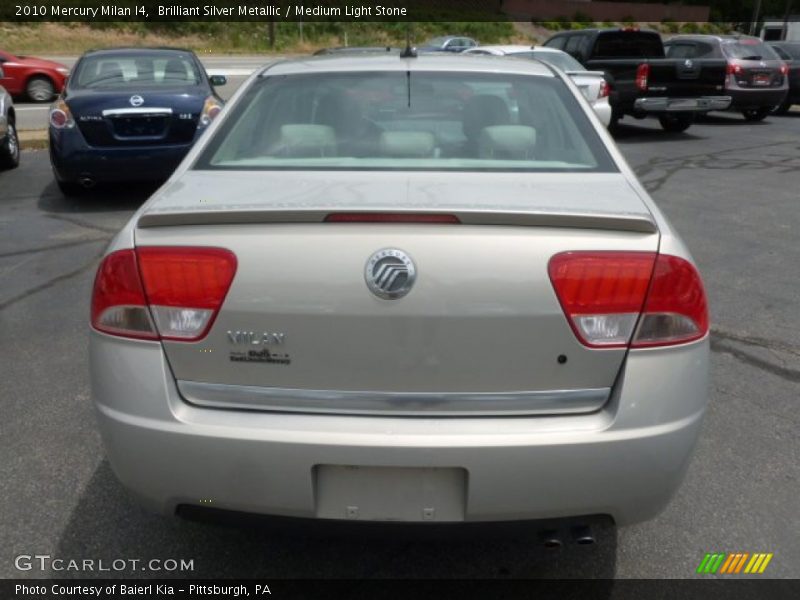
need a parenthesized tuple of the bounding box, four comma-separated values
(49, 47, 225, 196)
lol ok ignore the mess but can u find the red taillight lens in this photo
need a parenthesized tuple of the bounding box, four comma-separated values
(91, 250, 158, 340)
(635, 63, 649, 92)
(137, 247, 237, 340)
(91, 247, 237, 342)
(325, 213, 461, 224)
(631, 254, 709, 347)
(726, 62, 743, 76)
(548, 251, 709, 348)
(779, 63, 789, 76)
(548, 252, 656, 348)
(598, 79, 610, 98)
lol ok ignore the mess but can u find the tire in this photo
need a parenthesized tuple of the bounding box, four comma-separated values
(771, 98, 792, 115)
(741, 107, 770, 122)
(658, 113, 694, 133)
(26, 76, 55, 103)
(0, 120, 20, 170)
(56, 178, 85, 197)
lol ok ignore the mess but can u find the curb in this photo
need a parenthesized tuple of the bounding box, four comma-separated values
(19, 129, 49, 151)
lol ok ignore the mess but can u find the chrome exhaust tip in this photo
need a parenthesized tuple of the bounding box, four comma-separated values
(539, 530, 563, 549)
(571, 525, 595, 545)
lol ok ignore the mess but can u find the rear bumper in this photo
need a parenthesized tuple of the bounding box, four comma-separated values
(633, 96, 731, 113)
(91, 332, 709, 526)
(725, 86, 788, 110)
(49, 127, 198, 184)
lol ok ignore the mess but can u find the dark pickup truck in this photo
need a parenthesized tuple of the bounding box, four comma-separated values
(543, 28, 731, 132)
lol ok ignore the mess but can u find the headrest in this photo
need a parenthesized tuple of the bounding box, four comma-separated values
(164, 59, 187, 79)
(478, 125, 537, 160)
(462, 95, 511, 141)
(277, 124, 337, 157)
(379, 131, 436, 158)
(98, 61, 123, 80)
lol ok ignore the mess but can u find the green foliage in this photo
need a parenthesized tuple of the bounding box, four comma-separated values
(78, 21, 516, 52)
(679, 22, 701, 34)
(659, 18, 677, 33)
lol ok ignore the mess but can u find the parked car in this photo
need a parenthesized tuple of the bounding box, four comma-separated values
(463, 45, 612, 126)
(766, 41, 800, 113)
(664, 35, 789, 121)
(0, 67, 20, 170)
(90, 54, 709, 531)
(49, 47, 226, 196)
(544, 28, 731, 132)
(0, 49, 69, 102)
(419, 36, 478, 53)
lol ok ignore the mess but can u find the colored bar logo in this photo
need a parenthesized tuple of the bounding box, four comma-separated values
(696, 552, 773, 574)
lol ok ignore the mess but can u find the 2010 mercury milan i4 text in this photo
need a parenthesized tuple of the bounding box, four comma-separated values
(90, 54, 709, 529)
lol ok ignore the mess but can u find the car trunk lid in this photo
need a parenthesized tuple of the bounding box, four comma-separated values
(66, 88, 203, 147)
(135, 171, 659, 415)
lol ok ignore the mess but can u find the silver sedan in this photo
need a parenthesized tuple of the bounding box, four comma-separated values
(0, 66, 20, 170)
(90, 54, 709, 534)
(463, 45, 613, 127)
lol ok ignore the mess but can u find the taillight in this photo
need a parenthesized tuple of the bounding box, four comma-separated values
(49, 99, 75, 129)
(91, 250, 158, 340)
(635, 63, 649, 92)
(779, 63, 789, 76)
(548, 252, 655, 347)
(91, 247, 237, 342)
(548, 252, 708, 349)
(631, 254, 709, 347)
(726, 62, 743, 76)
(325, 213, 461, 224)
(199, 96, 223, 127)
(598, 79, 610, 99)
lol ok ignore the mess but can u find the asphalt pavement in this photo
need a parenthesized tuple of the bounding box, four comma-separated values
(0, 110, 798, 579)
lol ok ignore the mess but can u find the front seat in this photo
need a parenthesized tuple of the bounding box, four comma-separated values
(163, 59, 187, 82)
(462, 95, 511, 153)
(97, 61, 123, 83)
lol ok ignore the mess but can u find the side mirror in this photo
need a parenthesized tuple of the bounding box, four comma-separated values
(209, 74, 227, 87)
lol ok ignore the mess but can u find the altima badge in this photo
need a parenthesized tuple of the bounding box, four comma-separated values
(129, 95, 144, 107)
(365, 248, 416, 300)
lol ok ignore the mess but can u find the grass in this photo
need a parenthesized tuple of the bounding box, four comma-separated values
(0, 21, 519, 55)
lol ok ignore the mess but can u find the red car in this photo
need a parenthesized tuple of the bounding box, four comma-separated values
(0, 50, 69, 102)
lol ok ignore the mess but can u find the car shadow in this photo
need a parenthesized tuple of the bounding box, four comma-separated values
(55, 461, 618, 581)
(37, 180, 159, 214)
(611, 121, 704, 143)
(694, 112, 769, 126)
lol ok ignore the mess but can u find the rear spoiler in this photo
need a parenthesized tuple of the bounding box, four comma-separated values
(137, 208, 657, 234)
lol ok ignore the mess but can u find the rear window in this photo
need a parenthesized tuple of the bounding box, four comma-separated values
(721, 40, 780, 61)
(513, 51, 585, 72)
(772, 44, 800, 59)
(71, 52, 201, 89)
(195, 71, 616, 173)
(592, 32, 664, 58)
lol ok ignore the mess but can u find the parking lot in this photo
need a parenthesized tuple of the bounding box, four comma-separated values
(1, 85, 799, 578)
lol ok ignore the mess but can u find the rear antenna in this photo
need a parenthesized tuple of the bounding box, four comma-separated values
(400, 24, 417, 58)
